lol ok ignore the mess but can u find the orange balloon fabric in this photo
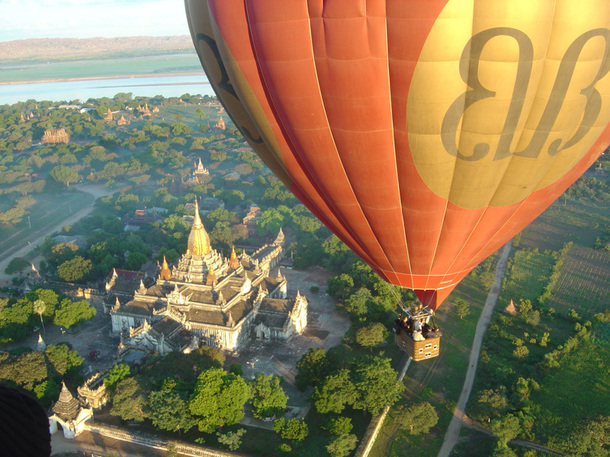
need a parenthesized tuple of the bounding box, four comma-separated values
(186, 0, 610, 309)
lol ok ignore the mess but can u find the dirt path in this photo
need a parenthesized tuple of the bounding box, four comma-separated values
(437, 241, 513, 457)
(0, 184, 115, 283)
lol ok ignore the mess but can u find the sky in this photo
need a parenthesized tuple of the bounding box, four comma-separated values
(0, 0, 189, 41)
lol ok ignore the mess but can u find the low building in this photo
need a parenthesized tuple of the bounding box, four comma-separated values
(49, 383, 93, 439)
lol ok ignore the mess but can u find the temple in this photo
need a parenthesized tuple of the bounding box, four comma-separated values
(108, 201, 307, 357)
(41, 128, 69, 144)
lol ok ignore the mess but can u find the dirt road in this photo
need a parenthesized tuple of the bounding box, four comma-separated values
(437, 241, 512, 457)
(0, 184, 115, 283)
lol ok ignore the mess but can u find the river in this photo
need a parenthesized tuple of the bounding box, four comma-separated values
(0, 73, 214, 105)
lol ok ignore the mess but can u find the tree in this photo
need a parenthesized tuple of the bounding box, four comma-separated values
(45, 344, 84, 377)
(341, 288, 374, 317)
(111, 378, 147, 422)
(148, 390, 196, 434)
(50, 165, 78, 186)
(57, 256, 92, 282)
(355, 323, 388, 348)
(394, 402, 439, 435)
(322, 416, 353, 435)
(313, 369, 357, 414)
(512, 345, 529, 359)
(125, 252, 147, 270)
(256, 209, 285, 237)
(189, 368, 251, 433)
(33, 299, 46, 338)
(4, 257, 30, 275)
(53, 299, 96, 329)
(491, 443, 519, 457)
(352, 356, 403, 415)
(295, 347, 330, 391)
(474, 388, 509, 422)
(0, 351, 48, 391)
(327, 274, 354, 301)
(104, 364, 131, 391)
(273, 418, 309, 442)
(326, 434, 358, 457)
(217, 429, 246, 451)
(250, 373, 288, 419)
(490, 414, 521, 443)
(453, 298, 471, 320)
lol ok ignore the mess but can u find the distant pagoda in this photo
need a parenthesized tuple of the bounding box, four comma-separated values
(41, 128, 69, 144)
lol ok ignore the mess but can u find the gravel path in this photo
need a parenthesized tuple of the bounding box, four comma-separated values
(437, 241, 512, 457)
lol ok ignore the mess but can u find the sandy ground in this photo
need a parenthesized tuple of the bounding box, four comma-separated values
(0, 183, 115, 284)
(437, 241, 513, 457)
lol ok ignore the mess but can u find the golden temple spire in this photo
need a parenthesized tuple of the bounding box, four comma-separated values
(229, 246, 240, 270)
(187, 199, 210, 256)
(160, 255, 172, 280)
(206, 266, 217, 286)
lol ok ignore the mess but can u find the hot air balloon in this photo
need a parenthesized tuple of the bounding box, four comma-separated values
(185, 0, 610, 318)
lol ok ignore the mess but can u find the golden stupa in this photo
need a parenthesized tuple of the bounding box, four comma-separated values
(159, 255, 172, 280)
(187, 200, 210, 256)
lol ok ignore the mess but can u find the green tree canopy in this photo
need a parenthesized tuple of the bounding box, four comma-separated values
(490, 414, 521, 444)
(53, 299, 96, 329)
(322, 416, 353, 436)
(453, 298, 471, 320)
(273, 418, 309, 442)
(295, 347, 330, 391)
(394, 402, 439, 435)
(355, 323, 388, 348)
(188, 368, 251, 433)
(4, 257, 30, 275)
(327, 274, 354, 301)
(110, 377, 147, 422)
(250, 373, 288, 419)
(104, 363, 131, 391)
(326, 434, 358, 457)
(148, 390, 196, 434)
(57, 256, 92, 282)
(341, 288, 374, 318)
(313, 369, 357, 415)
(49, 165, 78, 186)
(217, 429, 246, 452)
(45, 344, 84, 377)
(352, 356, 403, 415)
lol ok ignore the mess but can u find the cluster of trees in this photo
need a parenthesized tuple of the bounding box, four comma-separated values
(0, 343, 84, 406)
(296, 347, 403, 416)
(0, 94, 247, 230)
(105, 349, 292, 453)
(470, 288, 610, 455)
(327, 260, 415, 324)
(0, 287, 96, 343)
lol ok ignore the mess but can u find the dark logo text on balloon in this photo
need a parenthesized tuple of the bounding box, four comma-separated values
(441, 27, 610, 162)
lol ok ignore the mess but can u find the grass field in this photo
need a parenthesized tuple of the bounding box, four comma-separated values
(520, 193, 610, 252)
(531, 337, 610, 444)
(548, 245, 610, 317)
(498, 249, 555, 306)
(0, 54, 203, 83)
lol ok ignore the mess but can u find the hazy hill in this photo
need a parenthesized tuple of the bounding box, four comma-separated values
(0, 36, 196, 63)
